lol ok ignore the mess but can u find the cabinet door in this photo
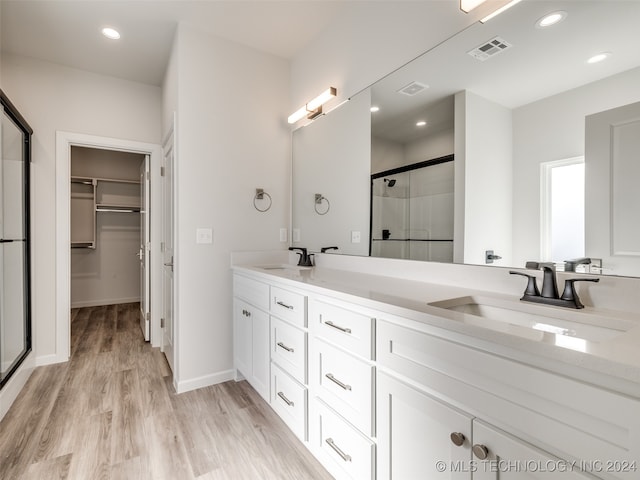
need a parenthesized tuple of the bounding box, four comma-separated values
(472, 420, 598, 480)
(377, 372, 473, 480)
(234, 298, 253, 382)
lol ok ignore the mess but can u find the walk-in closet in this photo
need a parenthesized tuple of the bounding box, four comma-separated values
(70, 146, 148, 340)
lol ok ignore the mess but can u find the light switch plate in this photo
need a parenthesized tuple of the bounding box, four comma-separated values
(293, 228, 301, 242)
(351, 231, 361, 243)
(279, 228, 288, 242)
(196, 228, 213, 244)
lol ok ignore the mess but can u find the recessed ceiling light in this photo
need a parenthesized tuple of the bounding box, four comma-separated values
(370, 106, 380, 113)
(536, 11, 567, 28)
(587, 52, 611, 64)
(102, 27, 121, 40)
(416, 121, 427, 127)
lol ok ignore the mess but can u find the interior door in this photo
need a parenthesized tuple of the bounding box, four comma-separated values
(585, 101, 640, 276)
(162, 129, 175, 373)
(139, 155, 150, 341)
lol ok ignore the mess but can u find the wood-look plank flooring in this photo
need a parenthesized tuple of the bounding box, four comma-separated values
(0, 303, 332, 480)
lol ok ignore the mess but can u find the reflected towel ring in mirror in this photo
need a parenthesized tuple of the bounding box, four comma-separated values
(314, 193, 330, 215)
(254, 188, 272, 212)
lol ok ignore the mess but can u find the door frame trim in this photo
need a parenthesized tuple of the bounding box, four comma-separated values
(55, 131, 163, 363)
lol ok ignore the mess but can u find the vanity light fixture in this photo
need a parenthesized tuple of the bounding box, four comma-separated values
(587, 52, 611, 64)
(416, 120, 427, 127)
(480, 0, 523, 23)
(536, 11, 567, 28)
(460, 0, 487, 13)
(288, 87, 337, 124)
(101, 27, 121, 40)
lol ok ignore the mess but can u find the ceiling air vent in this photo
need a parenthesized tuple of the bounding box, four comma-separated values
(468, 36, 512, 61)
(397, 81, 429, 96)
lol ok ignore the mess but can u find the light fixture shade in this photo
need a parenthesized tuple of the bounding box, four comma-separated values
(287, 106, 308, 124)
(306, 87, 337, 111)
(460, 0, 487, 13)
(288, 87, 337, 124)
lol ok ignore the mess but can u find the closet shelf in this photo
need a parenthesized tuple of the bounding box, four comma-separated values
(96, 204, 141, 213)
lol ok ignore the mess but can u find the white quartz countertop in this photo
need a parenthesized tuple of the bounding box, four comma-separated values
(233, 263, 640, 395)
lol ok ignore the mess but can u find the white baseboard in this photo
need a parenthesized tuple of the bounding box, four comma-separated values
(174, 369, 235, 394)
(36, 353, 68, 367)
(71, 297, 141, 309)
(0, 353, 35, 421)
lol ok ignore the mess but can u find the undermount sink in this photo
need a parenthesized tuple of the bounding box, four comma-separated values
(428, 295, 635, 345)
(257, 264, 312, 271)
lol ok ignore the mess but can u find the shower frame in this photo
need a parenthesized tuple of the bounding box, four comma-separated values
(369, 153, 454, 257)
(0, 90, 33, 389)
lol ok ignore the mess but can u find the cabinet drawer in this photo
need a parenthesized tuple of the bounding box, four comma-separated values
(311, 339, 374, 436)
(271, 363, 307, 441)
(271, 286, 307, 327)
(233, 274, 269, 310)
(309, 298, 374, 360)
(271, 316, 307, 384)
(310, 399, 375, 480)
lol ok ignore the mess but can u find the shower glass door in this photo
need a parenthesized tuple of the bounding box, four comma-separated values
(0, 92, 32, 389)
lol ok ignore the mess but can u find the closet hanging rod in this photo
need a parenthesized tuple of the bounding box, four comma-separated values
(71, 179, 93, 185)
(96, 207, 140, 213)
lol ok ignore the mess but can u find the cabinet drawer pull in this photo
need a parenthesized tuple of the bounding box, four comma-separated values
(325, 373, 351, 391)
(472, 444, 489, 460)
(275, 300, 294, 310)
(324, 320, 352, 334)
(325, 438, 352, 462)
(277, 341, 294, 353)
(277, 391, 294, 407)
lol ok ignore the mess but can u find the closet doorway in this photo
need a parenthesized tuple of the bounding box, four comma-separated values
(56, 132, 163, 365)
(70, 147, 149, 338)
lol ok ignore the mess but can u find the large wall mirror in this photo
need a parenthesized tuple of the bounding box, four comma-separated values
(292, 1, 640, 277)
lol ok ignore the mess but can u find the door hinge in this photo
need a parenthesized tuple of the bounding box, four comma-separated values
(161, 317, 165, 328)
(160, 166, 165, 177)
(146, 312, 151, 322)
(160, 242, 165, 252)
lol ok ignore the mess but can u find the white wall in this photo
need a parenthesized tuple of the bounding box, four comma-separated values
(167, 24, 290, 391)
(511, 66, 640, 268)
(455, 91, 512, 267)
(290, 2, 480, 114)
(0, 53, 162, 364)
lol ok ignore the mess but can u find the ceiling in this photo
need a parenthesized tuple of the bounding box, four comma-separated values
(0, 0, 350, 86)
(371, 1, 640, 143)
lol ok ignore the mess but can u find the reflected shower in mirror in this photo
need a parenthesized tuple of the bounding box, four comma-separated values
(371, 156, 454, 262)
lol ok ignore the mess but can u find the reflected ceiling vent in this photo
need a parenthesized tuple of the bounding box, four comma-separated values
(397, 81, 429, 96)
(468, 36, 512, 61)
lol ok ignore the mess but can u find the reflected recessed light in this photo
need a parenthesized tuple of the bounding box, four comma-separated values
(536, 11, 567, 28)
(587, 52, 611, 64)
(416, 121, 427, 127)
(102, 27, 121, 40)
(370, 106, 380, 113)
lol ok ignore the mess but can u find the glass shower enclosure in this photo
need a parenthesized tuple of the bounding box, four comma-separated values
(0, 91, 32, 389)
(370, 155, 454, 262)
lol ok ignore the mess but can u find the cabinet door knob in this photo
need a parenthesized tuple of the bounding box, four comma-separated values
(472, 444, 489, 460)
(450, 432, 465, 446)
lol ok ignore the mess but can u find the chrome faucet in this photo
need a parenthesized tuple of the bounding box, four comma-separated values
(510, 264, 599, 309)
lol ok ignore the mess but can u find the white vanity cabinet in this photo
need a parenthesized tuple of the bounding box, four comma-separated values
(233, 274, 270, 401)
(268, 284, 309, 442)
(377, 319, 637, 480)
(308, 296, 377, 480)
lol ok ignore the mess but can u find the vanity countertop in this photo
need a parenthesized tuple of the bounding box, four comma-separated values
(233, 263, 640, 396)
